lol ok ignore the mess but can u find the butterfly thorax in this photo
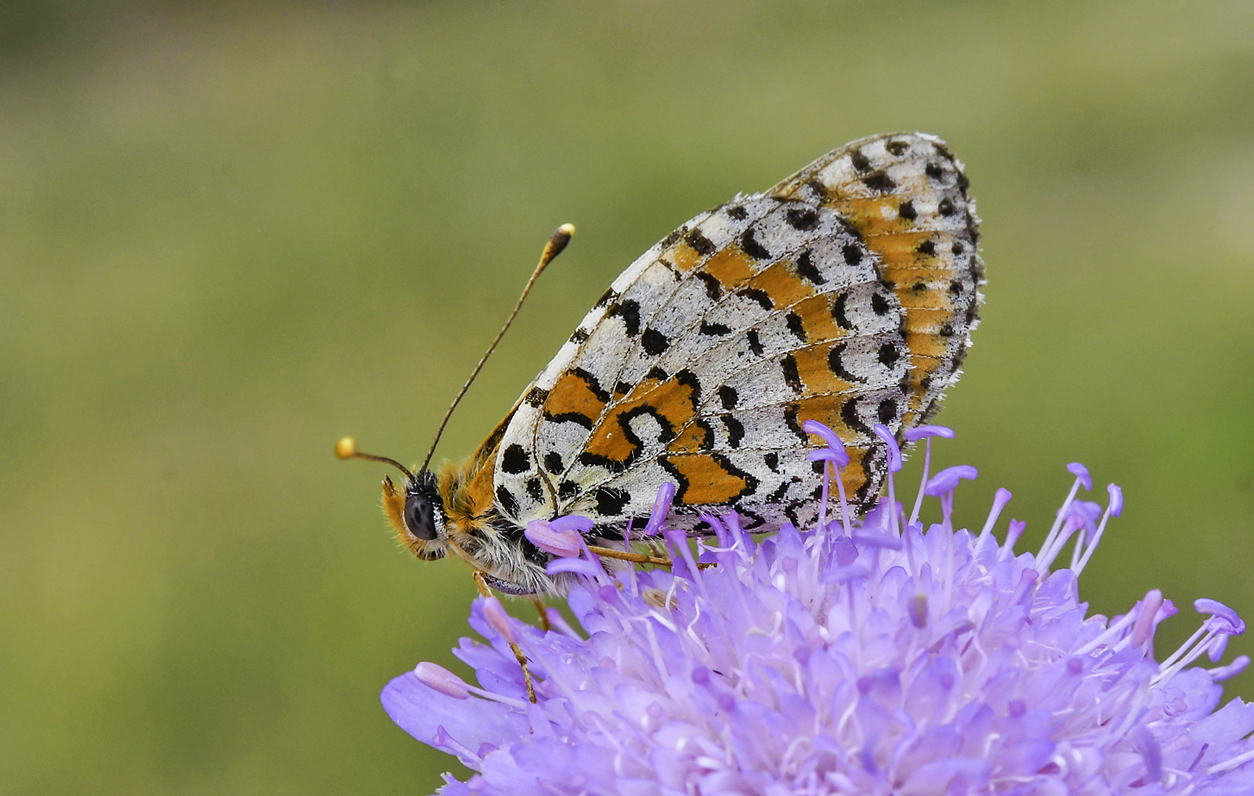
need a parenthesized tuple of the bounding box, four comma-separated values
(436, 452, 561, 595)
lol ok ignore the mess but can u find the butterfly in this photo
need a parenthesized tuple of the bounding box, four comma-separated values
(340, 132, 982, 598)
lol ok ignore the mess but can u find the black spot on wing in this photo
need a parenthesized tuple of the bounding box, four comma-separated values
(780, 353, 803, 394)
(897, 200, 917, 222)
(525, 387, 549, 407)
(747, 330, 764, 357)
(850, 149, 871, 173)
(543, 451, 564, 473)
(925, 162, 944, 180)
(695, 271, 722, 300)
(645, 365, 668, 382)
(558, 480, 579, 501)
(674, 368, 702, 404)
(569, 328, 589, 344)
(877, 398, 898, 424)
(841, 397, 871, 437)
(496, 486, 519, 517)
(722, 415, 745, 448)
(862, 171, 896, 193)
(784, 502, 803, 529)
(877, 343, 900, 368)
(842, 244, 863, 265)
(785, 311, 807, 343)
(608, 299, 641, 337)
(916, 239, 936, 256)
(938, 198, 956, 217)
(767, 480, 793, 502)
(794, 249, 825, 286)
(686, 229, 715, 256)
(885, 139, 909, 157)
(525, 477, 544, 502)
(641, 328, 670, 356)
(717, 385, 738, 410)
(871, 292, 891, 316)
(501, 444, 530, 475)
(700, 320, 731, 336)
(828, 343, 864, 383)
(738, 288, 773, 311)
(595, 486, 630, 516)
(832, 293, 852, 330)
(726, 204, 748, 220)
(804, 179, 828, 200)
(783, 404, 809, 444)
(764, 452, 779, 472)
(543, 410, 595, 429)
(785, 207, 819, 231)
(740, 228, 771, 260)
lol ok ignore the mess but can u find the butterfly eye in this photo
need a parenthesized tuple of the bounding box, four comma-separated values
(404, 492, 439, 541)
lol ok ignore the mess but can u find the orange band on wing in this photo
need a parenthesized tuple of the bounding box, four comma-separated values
(747, 260, 816, 309)
(659, 452, 756, 505)
(702, 247, 755, 288)
(581, 371, 701, 468)
(543, 368, 609, 428)
(791, 344, 859, 395)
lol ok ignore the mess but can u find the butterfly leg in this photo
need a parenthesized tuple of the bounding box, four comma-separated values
(532, 597, 552, 633)
(472, 570, 537, 703)
(586, 545, 673, 566)
(587, 544, 717, 570)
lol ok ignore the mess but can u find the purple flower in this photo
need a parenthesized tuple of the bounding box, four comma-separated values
(382, 425, 1254, 795)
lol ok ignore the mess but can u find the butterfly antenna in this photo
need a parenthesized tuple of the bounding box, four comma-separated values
(335, 436, 416, 482)
(419, 223, 575, 474)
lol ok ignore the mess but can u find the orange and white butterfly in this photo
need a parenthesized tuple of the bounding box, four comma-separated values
(340, 132, 982, 597)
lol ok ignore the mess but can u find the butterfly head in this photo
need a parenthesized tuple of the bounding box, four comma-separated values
(382, 469, 449, 560)
(336, 437, 449, 561)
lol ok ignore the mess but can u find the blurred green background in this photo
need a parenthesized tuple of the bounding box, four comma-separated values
(2, 1, 1252, 793)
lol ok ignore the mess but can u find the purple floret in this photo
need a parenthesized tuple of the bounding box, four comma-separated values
(383, 426, 1254, 795)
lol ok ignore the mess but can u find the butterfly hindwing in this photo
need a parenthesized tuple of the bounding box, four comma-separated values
(491, 132, 982, 534)
(771, 132, 983, 425)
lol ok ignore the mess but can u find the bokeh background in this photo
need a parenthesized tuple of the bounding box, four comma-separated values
(3, 1, 1253, 792)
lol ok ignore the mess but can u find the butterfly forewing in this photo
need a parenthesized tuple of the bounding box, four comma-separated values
(491, 132, 982, 535)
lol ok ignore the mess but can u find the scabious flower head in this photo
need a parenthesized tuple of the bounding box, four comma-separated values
(382, 424, 1254, 795)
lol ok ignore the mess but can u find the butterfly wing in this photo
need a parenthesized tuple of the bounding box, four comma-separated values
(492, 133, 982, 533)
